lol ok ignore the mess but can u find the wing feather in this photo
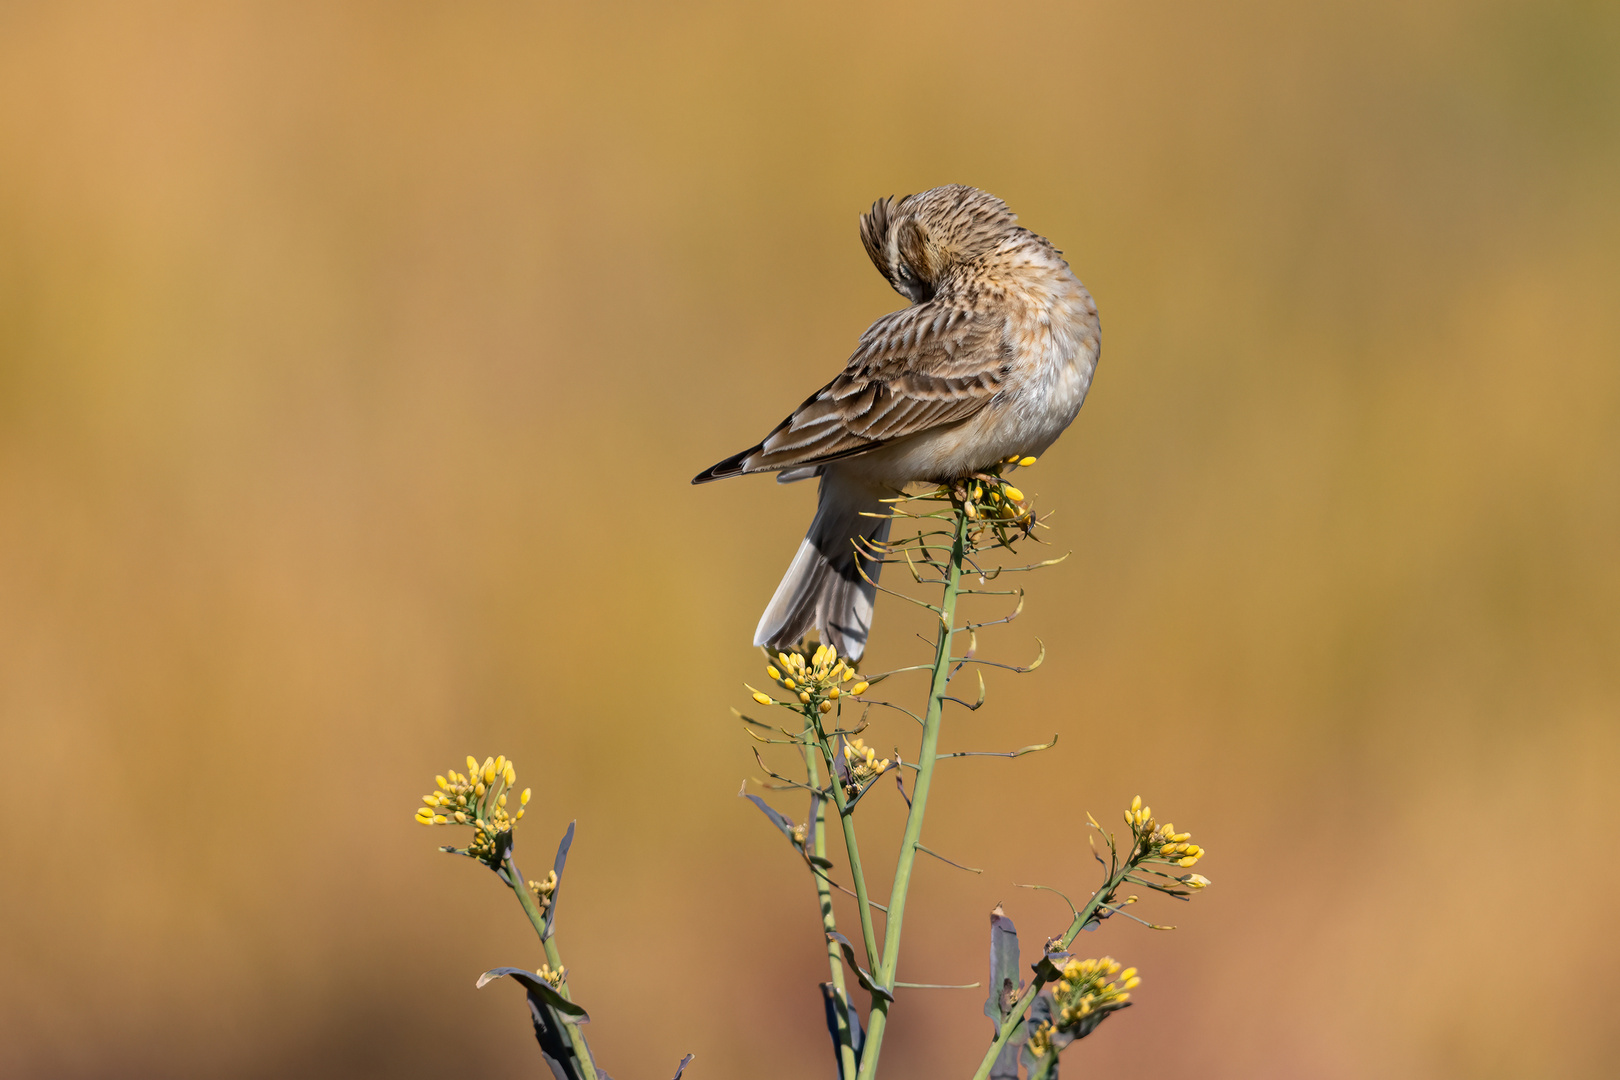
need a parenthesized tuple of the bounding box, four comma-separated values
(718, 301, 1010, 476)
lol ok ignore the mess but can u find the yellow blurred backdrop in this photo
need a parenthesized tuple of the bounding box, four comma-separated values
(1, 2, 1616, 1077)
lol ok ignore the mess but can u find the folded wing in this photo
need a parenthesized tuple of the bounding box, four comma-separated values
(692, 301, 1009, 483)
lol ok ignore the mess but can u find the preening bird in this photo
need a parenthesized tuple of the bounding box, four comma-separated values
(693, 185, 1100, 662)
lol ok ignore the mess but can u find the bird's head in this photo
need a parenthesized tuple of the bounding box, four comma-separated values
(859, 184, 1020, 304)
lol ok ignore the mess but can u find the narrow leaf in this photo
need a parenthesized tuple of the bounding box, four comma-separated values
(478, 967, 591, 1080)
(545, 821, 575, 937)
(477, 967, 590, 1023)
(986, 905, 1024, 1080)
(826, 931, 894, 1002)
(739, 787, 798, 844)
(820, 982, 863, 1080)
(670, 1053, 695, 1079)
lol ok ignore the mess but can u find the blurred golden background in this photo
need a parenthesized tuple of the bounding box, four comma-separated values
(2, 2, 1617, 1077)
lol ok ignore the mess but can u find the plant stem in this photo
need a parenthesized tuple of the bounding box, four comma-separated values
(506, 856, 600, 1080)
(804, 736, 861, 1080)
(854, 509, 970, 1080)
(816, 716, 883, 976)
(966, 863, 1134, 1080)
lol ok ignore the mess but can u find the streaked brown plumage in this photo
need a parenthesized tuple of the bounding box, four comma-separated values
(695, 185, 1100, 661)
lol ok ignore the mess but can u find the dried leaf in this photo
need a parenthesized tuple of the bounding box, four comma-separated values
(826, 931, 894, 1002)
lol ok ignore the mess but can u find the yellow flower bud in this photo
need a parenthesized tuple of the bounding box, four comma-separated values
(851, 681, 869, 695)
(783, 677, 796, 689)
(497, 794, 507, 807)
(1004, 486, 1024, 502)
(494, 755, 505, 773)
(1178, 855, 1198, 867)
(1131, 795, 1142, 812)
(483, 764, 497, 785)
(799, 691, 811, 703)
(1120, 967, 1137, 981)
(1019, 456, 1037, 466)
(777, 652, 790, 668)
(819, 700, 833, 714)
(767, 665, 780, 680)
(828, 687, 840, 700)
(964, 504, 978, 519)
(1159, 822, 1174, 836)
(514, 808, 524, 820)
(843, 668, 855, 682)
(467, 756, 480, 773)
(453, 810, 467, 823)
(435, 775, 448, 790)
(521, 788, 532, 806)
(433, 814, 448, 824)
(475, 782, 487, 797)
(752, 692, 772, 706)
(504, 764, 516, 786)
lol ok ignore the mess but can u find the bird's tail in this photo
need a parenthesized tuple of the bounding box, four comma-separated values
(755, 470, 892, 662)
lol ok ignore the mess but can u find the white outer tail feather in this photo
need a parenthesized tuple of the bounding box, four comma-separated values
(754, 469, 892, 662)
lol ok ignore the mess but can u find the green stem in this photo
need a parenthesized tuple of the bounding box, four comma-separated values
(506, 856, 600, 1080)
(854, 509, 970, 1080)
(966, 863, 1134, 1080)
(804, 736, 860, 1080)
(816, 715, 883, 975)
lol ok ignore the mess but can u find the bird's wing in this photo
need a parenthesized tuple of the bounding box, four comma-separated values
(693, 302, 1009, 482)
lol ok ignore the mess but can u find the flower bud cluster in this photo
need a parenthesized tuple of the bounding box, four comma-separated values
(527, 869, 558, 913)
(1050, 956, 1139, 1031)
(536, 962, 566, 988)
(749, 642, 868, 713)
(841, 737, 892, 793)
(414, 754, 531, 864)
(956, 456, 1037, 525)
(1123, 795, 1207, 868)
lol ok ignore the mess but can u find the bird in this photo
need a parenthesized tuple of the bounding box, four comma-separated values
(693, 184, 1100, 662)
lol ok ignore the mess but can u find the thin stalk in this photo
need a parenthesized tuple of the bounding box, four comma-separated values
(966, 862, 1135, 1080)
(815, 719, 883, 974)
(854, 509, 970, 1080)
(804, 734, 860, 1080)
(505, 856, 600, 1080)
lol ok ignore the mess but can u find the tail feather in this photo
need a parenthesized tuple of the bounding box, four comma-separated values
(755, 471, 891, 662)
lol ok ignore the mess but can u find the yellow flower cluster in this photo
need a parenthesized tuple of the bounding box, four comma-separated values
(841, 737, 892, 791)
(1123, 795, 1207, 868)
(958, 456, 1038, 524)
(750, 642, 868, 713)
(1027, 1020, 1055, 1058)
(528, 869, 558, 913)
(536, 962, 566, 988)
(1050, 957, 1139, 1031)
(414, 754, 531, 863)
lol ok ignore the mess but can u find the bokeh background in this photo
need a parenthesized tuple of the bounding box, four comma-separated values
(2, 2, 1617, 1077)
